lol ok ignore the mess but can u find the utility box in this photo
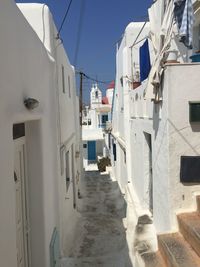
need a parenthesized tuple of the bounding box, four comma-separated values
(189, 102, 200, 122)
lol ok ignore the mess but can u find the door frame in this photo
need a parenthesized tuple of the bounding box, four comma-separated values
(14, 136, 31, 267)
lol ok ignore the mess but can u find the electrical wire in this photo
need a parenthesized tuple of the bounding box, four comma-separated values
(76, 71, 111, 84)
(57, 0, 74, 37)
(84, 73, 111, 84)
(74, 0, 86, 68)
(130, 21, 148, 48)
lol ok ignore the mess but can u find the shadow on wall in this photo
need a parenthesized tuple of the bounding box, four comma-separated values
(168, 119, 200, 155)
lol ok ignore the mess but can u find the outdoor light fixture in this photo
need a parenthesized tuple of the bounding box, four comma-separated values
(24, 98, 39, 110)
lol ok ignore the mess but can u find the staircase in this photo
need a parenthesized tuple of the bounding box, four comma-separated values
(142, 196, 200, 267)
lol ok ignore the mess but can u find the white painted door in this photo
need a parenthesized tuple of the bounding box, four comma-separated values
(14, 137, 30, 267)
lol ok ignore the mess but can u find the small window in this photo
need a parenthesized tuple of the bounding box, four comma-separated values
(124, 151, 126, 164)
(120, 77, 123, 86)
(108, 134, 111, 149)
(13, 123, 25, 140)
(65, 151, 70, 192)
(68, 76, 71, 98)
(83, 144, 87, 148)
(62, 65, 65, 93)
(113, 143, 117, 161)
(189, 102, 200, 122)
(95, 91, 98, 98)
(102, 114, 108, 124)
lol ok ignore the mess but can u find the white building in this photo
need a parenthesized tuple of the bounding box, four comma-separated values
(82, 83, 114, 169)
(0, 2, 81, 267)
(111, 0, 200, 265)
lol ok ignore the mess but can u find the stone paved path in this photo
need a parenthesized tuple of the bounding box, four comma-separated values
(61, 170, 132, 267)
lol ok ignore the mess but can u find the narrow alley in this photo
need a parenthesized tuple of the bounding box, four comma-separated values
(3, 1, 200, 267)
(61, 169, 132, 267)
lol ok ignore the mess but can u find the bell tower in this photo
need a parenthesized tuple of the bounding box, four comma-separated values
(90, 83, 102, 109)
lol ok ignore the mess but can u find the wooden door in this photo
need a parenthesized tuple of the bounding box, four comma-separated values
(88, 141, 96, 161)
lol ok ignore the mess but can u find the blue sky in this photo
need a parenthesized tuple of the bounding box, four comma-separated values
(16, 0, 152, 103)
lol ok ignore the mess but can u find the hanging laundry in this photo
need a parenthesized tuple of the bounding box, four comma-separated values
(139, 39, 151, 82)
(174, 0, 194, 49)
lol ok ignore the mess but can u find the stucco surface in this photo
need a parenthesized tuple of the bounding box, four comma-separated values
(111, 20, 200, 244)
(0, 2, 81, 267)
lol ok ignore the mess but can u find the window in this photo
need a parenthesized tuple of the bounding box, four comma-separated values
(83, 144, 87, 148)
(108, 134, 111, 149)
(124, 151, 126, 164)
(113, 143, 117, 161)
(68, 76, 71, 98)
(65, 151, 70, 192)
(62, 65, 65, 93)
(95, 91, 98, 98)
(189, 102, 200, 122)
(13, 123, 25, 139)
(102, 114, 108, 124)
(120, 76, 123, 87)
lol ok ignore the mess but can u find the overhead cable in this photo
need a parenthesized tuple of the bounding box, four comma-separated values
(74, 0, 86, 68)
(76, 71, 111, 84)
(84, 73, 111, 84)
(130, 21, 148, 48)
(57, 0, 74, 37)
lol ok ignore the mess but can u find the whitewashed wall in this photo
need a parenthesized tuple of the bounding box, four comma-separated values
(0, 2, 57, 266)
(128, 64, 200, 233)
(20, 3, 82, 259)
(0, 2, 81, 267)
(112, 22, 151, 193)
(166, 64, 200, 229)
(110, 5, 200, 266)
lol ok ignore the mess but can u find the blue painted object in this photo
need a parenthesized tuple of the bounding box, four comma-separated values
(139, 39, 151, 82)
(50, 228, 60, 267)
(190, 54, 200, 62)
(88, 141, 96, 161)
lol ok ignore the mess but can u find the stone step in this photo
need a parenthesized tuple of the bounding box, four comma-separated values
(196, 195, 200, 213)
(158, 233, 200, 267)
(141, 251, 166, 267)
(178, 212, 200, 258)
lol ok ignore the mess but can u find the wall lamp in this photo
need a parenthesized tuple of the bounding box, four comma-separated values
(24, 98, 39, 110)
